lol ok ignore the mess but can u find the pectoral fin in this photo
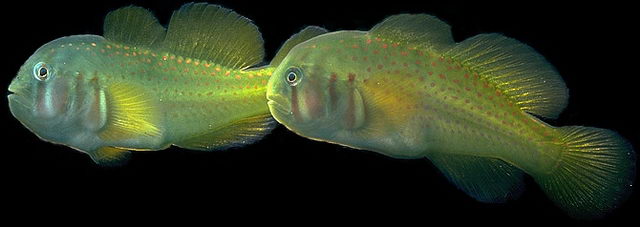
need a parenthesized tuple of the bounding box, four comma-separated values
(89, 147, 131, 166)
(99, 83, 162, 141)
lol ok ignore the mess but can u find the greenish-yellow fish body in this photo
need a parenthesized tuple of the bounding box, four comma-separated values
(8, 3, 275, 165)
(267, 16, 635, 219)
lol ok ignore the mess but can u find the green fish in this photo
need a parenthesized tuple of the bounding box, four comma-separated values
(266, 15, 635, 218)
(7, 3, 305, 166)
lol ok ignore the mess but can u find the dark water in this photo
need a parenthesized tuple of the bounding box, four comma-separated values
(2, 0, 637, 224)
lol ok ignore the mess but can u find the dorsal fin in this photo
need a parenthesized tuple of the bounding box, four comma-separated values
(161, 3, 264, 69)
(103, 6, 166, 47)
(270, 26, 328, 66)
(444, 34, 569, 119)
(369, 14, 454, 52)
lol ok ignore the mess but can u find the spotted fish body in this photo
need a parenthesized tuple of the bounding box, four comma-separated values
(267, 16, 635, 218)
(8, 3, 278, 165)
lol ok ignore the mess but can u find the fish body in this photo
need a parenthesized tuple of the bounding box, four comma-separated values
(8, 3, 275, 165)
(267, 15, 635, 218)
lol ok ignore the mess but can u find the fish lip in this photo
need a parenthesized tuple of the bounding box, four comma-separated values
(266, 95, 291, 115)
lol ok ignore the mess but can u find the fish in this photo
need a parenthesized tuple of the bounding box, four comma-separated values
(266, 14, 636, 219)
(7, 3, 308, 166)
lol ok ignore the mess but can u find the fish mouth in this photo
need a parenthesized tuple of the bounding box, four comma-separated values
(266, 95, 291, 117)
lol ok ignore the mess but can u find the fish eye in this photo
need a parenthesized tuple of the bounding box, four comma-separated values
(285, 67, 303, 86)
(33, 62, 50, 81)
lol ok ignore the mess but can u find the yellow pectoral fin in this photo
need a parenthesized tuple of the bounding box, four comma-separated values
(89, 147, 131, 166)
(361, 75, 419, 127)
(99, 83, 162, 141)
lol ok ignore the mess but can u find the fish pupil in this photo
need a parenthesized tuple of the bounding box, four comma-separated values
(287, 72, 296, 82)
(39, 67, 48, 77)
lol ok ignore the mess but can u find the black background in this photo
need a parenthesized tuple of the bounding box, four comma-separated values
(2, 0, 638, 224)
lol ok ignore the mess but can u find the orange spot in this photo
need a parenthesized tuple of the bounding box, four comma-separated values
(415, 60, 421, 65)
(366, 39, 372, 44)
(392, 43, 399, 48)
(428, 72, 433, 76)
(438, 74, 446, 80)
(185, 59, 192, 64)
(177, 59, 183, 64)
(215, 67, 221, 72)
(225, 71, 231, 76)
(375, 37, 382, 42)
(235, 75, 241, 79)
(382, 44, 388, 49)
(431, 62, 437, 67)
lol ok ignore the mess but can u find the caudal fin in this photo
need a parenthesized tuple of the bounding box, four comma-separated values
(534, 126, 635, 219)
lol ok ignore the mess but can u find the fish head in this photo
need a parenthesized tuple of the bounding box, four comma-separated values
(8, 35, 105, 144)
(267, 32, 366, 141)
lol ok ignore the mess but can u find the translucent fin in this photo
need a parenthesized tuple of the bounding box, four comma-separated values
(162, 3, 264, 69)
(369, 14, 454, 52)
(270, 26, 328, 66)
(174, 114, 276, 151)
(534, 126, 635, 219)
(99, 83, 161, 141)
(427, 152, 525, 203)
(103, 6, 166, 47)
(89, 147, 131, 167)
(444, 34, 569, 119)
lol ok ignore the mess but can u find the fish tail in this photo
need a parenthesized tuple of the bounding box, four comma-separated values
(533, 126, 635, 219)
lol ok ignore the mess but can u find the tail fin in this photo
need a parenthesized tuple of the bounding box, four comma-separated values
(534, 126, 635, 219)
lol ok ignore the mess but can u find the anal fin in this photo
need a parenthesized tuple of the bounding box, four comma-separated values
(174, 114, 276, 151)
(426, 152, 525, 203)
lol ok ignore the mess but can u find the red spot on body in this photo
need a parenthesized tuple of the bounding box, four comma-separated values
(382, 44, 388, 49)
(453, 79, 460, 84)
(431, 62, 437, 67)
(428, 72, 433, 76)
(438, 74, 446, 80)
(348, 73, 356, 82)
(415, 60, 421, 65)
(366, 39, 372, 44)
